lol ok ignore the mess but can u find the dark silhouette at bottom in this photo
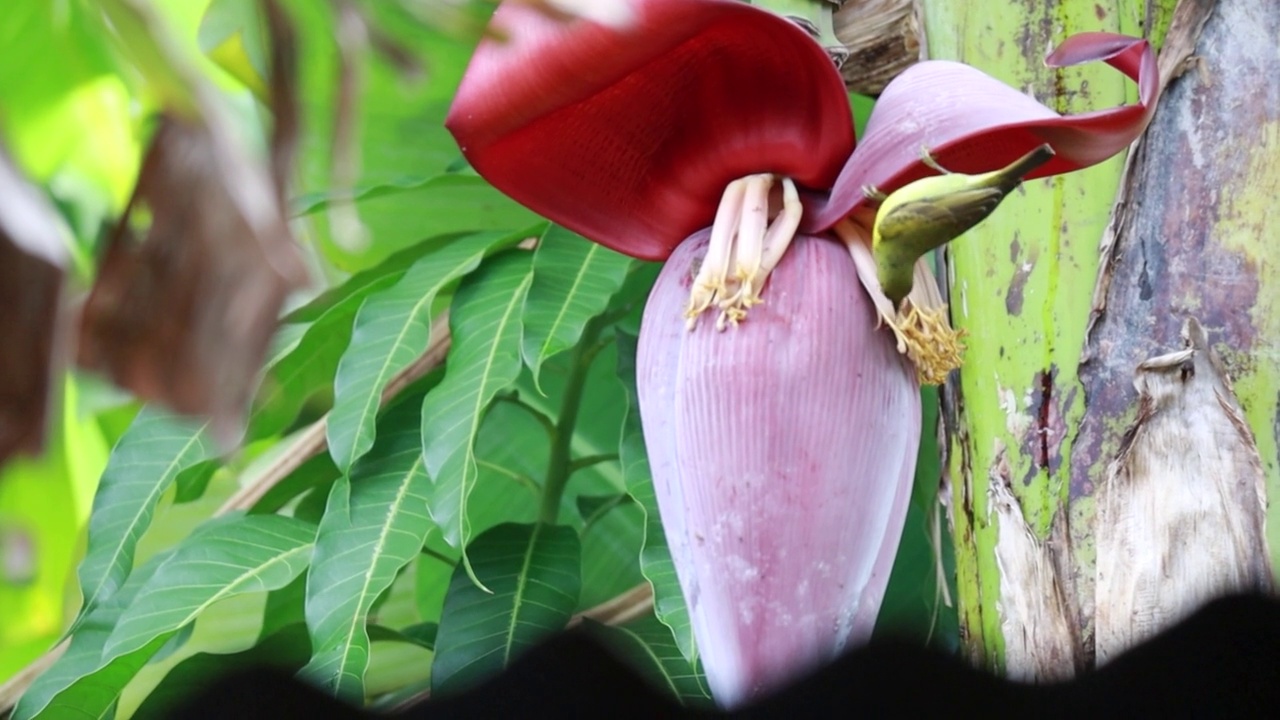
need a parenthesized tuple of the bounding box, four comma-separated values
(172, 593, 1280, 719)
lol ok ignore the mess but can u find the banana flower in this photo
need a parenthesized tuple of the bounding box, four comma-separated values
(447, 0, 1155, 706)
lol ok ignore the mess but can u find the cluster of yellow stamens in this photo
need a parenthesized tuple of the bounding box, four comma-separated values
(684, 174, 802, 331)
(682, 175, 965, 386)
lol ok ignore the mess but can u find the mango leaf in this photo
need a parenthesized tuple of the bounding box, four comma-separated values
(576, 493, 635, 525)
(328, 231, 515, 472)
(509, 346, 645, 608)
(12, 552, 173, 720)
(301, 401, 434, 701)
(366, 622, 437, 651)
(422, 251, 533, 550)
(615, 331, 696, 663)
(132, 623, 311, 720)
(73, 408, 217, 627)
(521, 225, 632, 386)
(430, 523, 581, 695)
(583, 615, 713, 708)
(103, 514, 316, 661)
(298, 175, 541, 271)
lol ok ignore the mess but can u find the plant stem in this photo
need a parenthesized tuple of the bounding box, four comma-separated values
(537, 317, 607, 525)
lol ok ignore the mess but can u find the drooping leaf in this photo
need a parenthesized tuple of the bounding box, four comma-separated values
(12, 553, 173, 720)
(301, 401, 434, 701)
(521, 225, 632, 386)
(615, 330, 695, 663)
(132, 623, 312, 720)
(430, 523, 581, 695)
(422, 251, 533, 550)
(328, 231, 515, 472)
(76, 114, 306, 444)
(74, 408, 218, 626)
(103, 514, 315, 661)
(0, 144, 68, 466)
(583, 615, 713, 708)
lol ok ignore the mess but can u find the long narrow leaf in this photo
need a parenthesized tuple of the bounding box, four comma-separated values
(584, 615, 712, 707)
(521, 225, 631, 386)
(615, 331, 696, 663)
(422, 252, 533, 550)
(301, 401, 434, 700)
(132, 624, 312, 720)
(327, 233, 504, 472)
(430, 523, 581, 694)
(74, 408, 217, 626)
(103, 514, 316, 660)
(13, 553, 173, 720)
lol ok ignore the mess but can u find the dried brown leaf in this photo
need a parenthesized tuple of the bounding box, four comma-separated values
(77, 114, 305, 446)
(1095, 318, 1273, 664)
(0, 146, 68, 465)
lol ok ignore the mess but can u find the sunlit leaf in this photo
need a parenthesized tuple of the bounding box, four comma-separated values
(74, 408, 217, 626)
(521, 225, 632, 387)
(422, 251, 533, 550)
(0, 378, 109, 681)
(301, 401, 434, 701)
(615, 330, 695, 663)
(583, 614, 712, 708)
(0, 0, 138, 212)
(431, 523, 580, 694)
(328, 231, 518, 472)
(103, 514, 315, 661)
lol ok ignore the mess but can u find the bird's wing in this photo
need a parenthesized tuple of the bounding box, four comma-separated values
(874, 187, 1007, 248)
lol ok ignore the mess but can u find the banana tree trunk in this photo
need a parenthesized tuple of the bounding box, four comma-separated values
(923, 0, 1278, 677)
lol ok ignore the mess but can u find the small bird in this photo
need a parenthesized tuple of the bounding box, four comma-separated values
(867, 143, 1055, 305)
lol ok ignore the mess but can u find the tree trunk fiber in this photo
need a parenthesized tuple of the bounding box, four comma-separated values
(922, 0, 1278, 678)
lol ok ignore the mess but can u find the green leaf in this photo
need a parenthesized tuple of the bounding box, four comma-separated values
(299, 175, 541, 271)
(576, 493, 635, 526)
(301, 402, 434, 701)
(615, 331, 696, 663)
(103, 514, 315, 661)
(430, 523, 581, 695)
(172, 460, 219, 504)
(521, 226, 632, 386)
(366, 622, 437, 651)
(132, 624, 312, 720)
(422, 252, 533, 550)
(12, 553, 173, 720)
(74, 408, 217, 627)
(327, 232, 508, 472)
(583, 615, 713, 708)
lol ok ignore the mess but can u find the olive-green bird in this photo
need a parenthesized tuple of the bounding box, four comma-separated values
(869, 143, 1055, 305)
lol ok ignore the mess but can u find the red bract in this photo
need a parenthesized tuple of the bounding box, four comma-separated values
(447, 0, 1158, 707)
(446, 0, 853, 260)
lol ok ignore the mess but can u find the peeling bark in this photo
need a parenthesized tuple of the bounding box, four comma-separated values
(1096, 318, 1273, 664)
(990, 444, 1080, 682)
(834, 0, 925, 95)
